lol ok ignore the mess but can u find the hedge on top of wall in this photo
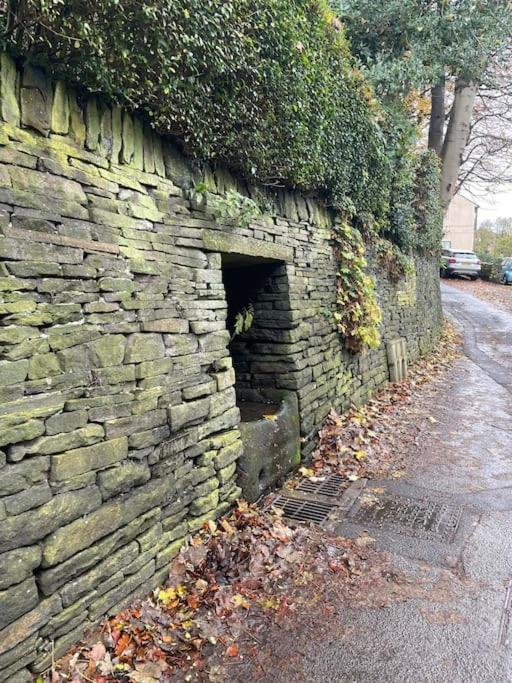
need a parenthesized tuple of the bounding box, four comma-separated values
(0, 0, 390, 219)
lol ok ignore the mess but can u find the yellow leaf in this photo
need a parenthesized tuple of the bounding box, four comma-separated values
(299, 466, 314, 477)
(232, 594, 250, 609)
(259, 597, 280, 610)
(220, 518, 235, 534)
(157, 587, 176, 603)
(354, 449, 366, 461)
(176, 584, 187, 598)
(263, 413, 278, 421)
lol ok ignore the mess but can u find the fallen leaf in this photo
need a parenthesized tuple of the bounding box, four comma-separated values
(226, 644, 239, 657)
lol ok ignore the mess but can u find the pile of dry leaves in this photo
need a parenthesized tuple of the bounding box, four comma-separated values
(45, 323, 460, 682)
(49, 505, 386, 682)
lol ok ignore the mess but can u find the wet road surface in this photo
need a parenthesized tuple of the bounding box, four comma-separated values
(299, 284, 512, 682)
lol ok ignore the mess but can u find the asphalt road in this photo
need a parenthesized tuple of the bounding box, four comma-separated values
(297, 284, 512, 682)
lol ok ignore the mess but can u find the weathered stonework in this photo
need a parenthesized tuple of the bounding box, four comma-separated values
(0, 54, 442, 680)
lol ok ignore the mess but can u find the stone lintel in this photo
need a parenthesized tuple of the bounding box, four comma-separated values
(202, 229, 293, 263)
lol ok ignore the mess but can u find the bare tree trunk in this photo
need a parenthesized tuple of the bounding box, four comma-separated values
(428, 76, 445, 155)
(440, 79, 478, 211)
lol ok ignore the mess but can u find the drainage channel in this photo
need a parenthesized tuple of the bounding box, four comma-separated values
(269, 475, 367, 528)
(270, 476, 464, 547)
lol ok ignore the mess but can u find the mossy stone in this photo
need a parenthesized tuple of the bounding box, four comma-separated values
(0, 419, 45, 448)
(51, 81, 69, 134)
(87, 335, 126, 367)
(189, 489, 219, 516)
(0, 53, 20, 126)
(124, 333, 165, 363)
(0, 359, 28, 385)
(28, 353, 61, 380)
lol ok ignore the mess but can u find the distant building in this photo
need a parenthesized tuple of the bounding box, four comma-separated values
(443, 194, 479, 251)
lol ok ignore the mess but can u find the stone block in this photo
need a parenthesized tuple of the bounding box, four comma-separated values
(4, 481, 52, 515)
(40, 594, 90, 638)
(20, 64, 52, 135)
(0, 457, 49, 497)
(0, 577, 39, 629)
(129, 424, 170, 449)
(105, 409, 167, 439)
(98, 461, 150, 499)
(50, 436, 129, 481)
(133, 118, 144, 169)
(0, 359, 28, 385)
(0, 326, 37, 346)
(45, 410, 88, 436)
(182, 379, 216, 401)
(37, 509, 159, 595)
(0, 546, 41, 591)
(8, 167, 87, 203)
(60, 542, 139, 608)
(214, 439, 243, 469)
(27, 352, 60, 380)
(0, 419, 45, 448)
(42, 478, 172, 566)
(168, 397, 210, 432)
(124, 333, 165, 363)
(85, 98, 100, 151)
(155, 537, 185, 570)
(111, 105, 122, 163)
(214, 367, 236, 391)
(0, 487, 101, 553)
(87, 334, 126, 367)
(0, 594, 61, 657)
(164, 333, 198, 356)
(51, 80, 69, 134)
(0, 634, 38, 680)
(189, 489, 219, 516)
(0, 53, 20, 126)
(100, 104, 113, 157)
(142, 319, 189, 334)
(217, 462, 237, 484)
(9, 424, 104, 460)
(87, 559, 154, 622)
(121, 111, 134, 164)
(91, 364, 136, 385)
(134, 357, 172, 379)
(209, 387, 236, 419)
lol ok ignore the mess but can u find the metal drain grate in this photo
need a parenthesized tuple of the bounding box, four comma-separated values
(296, 474, 346, 498)
(271, 494, 336, 525)
(350, 494, 463, 543)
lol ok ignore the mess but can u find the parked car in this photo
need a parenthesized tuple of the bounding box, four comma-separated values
(500, 257, 512, 285)
(440, 249, 481, 279)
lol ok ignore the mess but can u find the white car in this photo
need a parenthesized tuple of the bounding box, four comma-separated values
(441, 249, 481, 280)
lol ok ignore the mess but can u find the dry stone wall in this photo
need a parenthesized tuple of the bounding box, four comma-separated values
(0, 53, 442, 681)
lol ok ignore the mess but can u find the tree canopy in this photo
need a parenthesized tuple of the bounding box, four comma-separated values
(339, 0, 512, 208)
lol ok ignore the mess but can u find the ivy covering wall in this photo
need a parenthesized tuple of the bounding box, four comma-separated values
(0, 0, 443, 352)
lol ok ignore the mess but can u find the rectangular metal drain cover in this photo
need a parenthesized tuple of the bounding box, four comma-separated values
(296, 474, 346, 498)
(271, 494, 336, 525)
(350, 494, 463, 543)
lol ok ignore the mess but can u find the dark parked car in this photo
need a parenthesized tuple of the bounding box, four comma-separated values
(440, 249, 481, 279)
(500, 257, 512, 285)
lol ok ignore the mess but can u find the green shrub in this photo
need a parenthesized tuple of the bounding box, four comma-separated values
(1, 0, 389, 218)
(480, 262, 502, 283)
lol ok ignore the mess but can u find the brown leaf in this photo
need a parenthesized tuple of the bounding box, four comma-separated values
(226, 643, 239, 657)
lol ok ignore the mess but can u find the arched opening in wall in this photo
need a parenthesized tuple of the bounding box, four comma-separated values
(221, 253, 301, 502)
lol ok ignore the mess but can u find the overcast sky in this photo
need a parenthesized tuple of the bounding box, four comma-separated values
(463, 187, 512, 225)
